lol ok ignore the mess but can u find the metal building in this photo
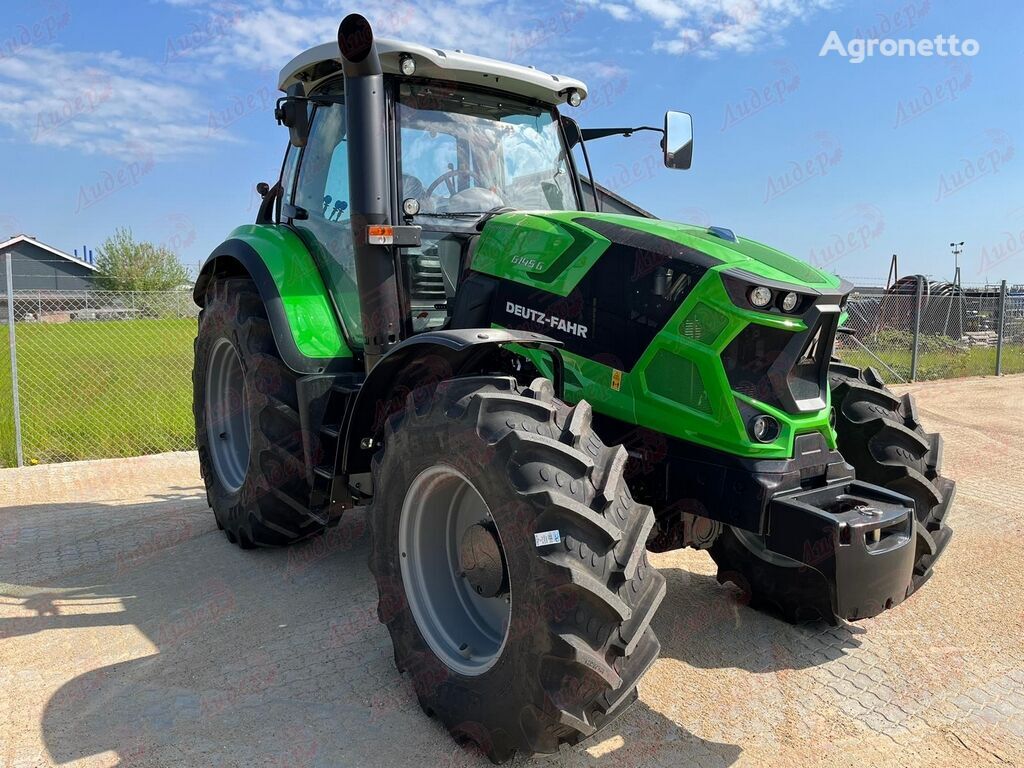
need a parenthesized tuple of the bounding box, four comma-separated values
(0, 234, 96, 291)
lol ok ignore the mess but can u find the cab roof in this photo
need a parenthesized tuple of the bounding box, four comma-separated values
(278, 38, 588, 106)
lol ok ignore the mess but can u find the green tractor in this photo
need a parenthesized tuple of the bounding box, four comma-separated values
(193, 14, 954, 762)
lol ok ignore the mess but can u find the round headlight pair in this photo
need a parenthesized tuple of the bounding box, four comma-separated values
(748, 286, 799, 312)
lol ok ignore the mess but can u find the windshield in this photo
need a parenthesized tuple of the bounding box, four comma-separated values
(397, 81, 578, 219)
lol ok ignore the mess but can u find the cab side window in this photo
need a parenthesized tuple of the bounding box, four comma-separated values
(291, 94, 362, 345)
(277, 144, 300, 220)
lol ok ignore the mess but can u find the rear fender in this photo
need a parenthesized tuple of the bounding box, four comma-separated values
(194, 225, 355, 374)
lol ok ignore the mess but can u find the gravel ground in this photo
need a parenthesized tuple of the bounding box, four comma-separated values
(1, 375, 1022, 767)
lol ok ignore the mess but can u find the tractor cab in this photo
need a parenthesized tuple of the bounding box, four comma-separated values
(272, 28, 692, 353)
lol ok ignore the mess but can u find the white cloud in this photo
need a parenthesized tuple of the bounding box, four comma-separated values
(602, 3, 633, 21)
(607, 0, 836, 56)
(0, 47, 237, 159)
(653, 27, 702, 54)
(634, 0, 686, 26)
(170, 0, 560, 73)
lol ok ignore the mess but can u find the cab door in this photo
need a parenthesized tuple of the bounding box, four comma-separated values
(284, 86, 364, 348)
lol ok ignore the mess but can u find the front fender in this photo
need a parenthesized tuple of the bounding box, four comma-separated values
(194, 225, 354, 374)
(339, 328, 563, 475)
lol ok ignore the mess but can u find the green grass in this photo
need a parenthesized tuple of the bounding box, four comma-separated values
(839, 341, 1024, 382)
(0, 318, 195, 467)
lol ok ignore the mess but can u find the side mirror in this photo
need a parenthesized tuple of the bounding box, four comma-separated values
(664, 110, 693, 170)
(275, 83, 310, 148)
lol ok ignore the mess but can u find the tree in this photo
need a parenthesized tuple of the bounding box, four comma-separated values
(95, 228, 190, 291)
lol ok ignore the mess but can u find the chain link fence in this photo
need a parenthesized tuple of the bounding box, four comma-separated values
(1, 257, 1022, 467)
(837, 283, 1024, 382)
(1, 283, 197, 467)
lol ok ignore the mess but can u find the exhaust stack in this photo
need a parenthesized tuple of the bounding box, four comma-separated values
(338, 14, 401, 371)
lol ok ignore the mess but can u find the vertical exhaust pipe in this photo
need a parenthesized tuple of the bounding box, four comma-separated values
(338, 14, 401, 372)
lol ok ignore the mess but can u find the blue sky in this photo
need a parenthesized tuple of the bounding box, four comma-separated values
(0, 0, 1021, 284)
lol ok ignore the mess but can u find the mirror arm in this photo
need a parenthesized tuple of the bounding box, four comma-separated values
(580, 125, 663, 141)
(576, 136, 601, 213)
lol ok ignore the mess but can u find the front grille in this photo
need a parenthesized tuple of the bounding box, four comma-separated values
(721, 324, 792, 409)
(722, 312, 838, 414)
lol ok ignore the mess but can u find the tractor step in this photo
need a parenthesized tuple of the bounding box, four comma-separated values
(298, 374, 363, 523)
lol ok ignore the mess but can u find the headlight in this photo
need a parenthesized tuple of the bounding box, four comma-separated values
(781, 291, 799, 312)
(748, 286, 773, 308)
(399, 55, 416, 76)
(750, 414, 780, 442)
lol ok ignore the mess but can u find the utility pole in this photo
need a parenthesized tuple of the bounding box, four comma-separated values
(949, 241, 965, 339)
(949, 241, 964, 282)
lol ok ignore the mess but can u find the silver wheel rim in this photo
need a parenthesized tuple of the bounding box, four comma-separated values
(399, 465, 511, 676)
(205, 337, 250, 493)
(731, 526, 801, 568)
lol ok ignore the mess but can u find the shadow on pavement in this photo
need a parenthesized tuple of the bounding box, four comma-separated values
(3, 497, 741, 767)
(653, 565, 862, 674)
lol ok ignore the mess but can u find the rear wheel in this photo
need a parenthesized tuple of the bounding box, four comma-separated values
(193, 277, 324, 547)
(368, 376, 665, 763)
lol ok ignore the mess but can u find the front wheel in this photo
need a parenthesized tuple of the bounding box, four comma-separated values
(828, 363, 954, 588)
(368, 376, 665, 763)
(708, 363, 955, 625)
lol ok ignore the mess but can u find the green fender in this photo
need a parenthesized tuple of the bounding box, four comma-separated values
(194, 224, 356, 374)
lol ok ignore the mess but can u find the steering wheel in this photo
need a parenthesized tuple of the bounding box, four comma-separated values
(424, 167, 491, 198)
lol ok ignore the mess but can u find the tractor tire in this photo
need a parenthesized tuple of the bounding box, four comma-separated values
(193, 276, 324, 547)
(708, 526, 836, 624)
(368, 375, 665, 763)
(828, 363, 955, 590)
(708, 363, 955, 624)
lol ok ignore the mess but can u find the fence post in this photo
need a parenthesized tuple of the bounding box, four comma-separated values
(4, 253, 24, 467)
(995, 279, 1007, 376)
(910, 277, 923, 382)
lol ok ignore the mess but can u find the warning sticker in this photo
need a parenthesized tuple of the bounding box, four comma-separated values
(610, 369, 622, 391)
(534, 530, 562, 547)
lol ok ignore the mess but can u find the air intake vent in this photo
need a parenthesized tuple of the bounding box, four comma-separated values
(680, 302, 729, 346)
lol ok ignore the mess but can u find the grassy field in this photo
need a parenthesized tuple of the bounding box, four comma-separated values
(0, 318, 195, 467)
(0, 319, 1020, 468)
(837, 342, 1024, 382)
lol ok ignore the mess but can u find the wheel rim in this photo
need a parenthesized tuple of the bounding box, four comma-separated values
(731, 526, 801, 568)
(399, 465, 511, 676)
(205, 337, 250, 493)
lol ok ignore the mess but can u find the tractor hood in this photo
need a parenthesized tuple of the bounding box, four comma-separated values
(459, 208, 847, 462)
(470, 211, 843, 297)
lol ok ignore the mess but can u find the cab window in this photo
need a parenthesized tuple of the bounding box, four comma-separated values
(291, 92, 362, 346)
